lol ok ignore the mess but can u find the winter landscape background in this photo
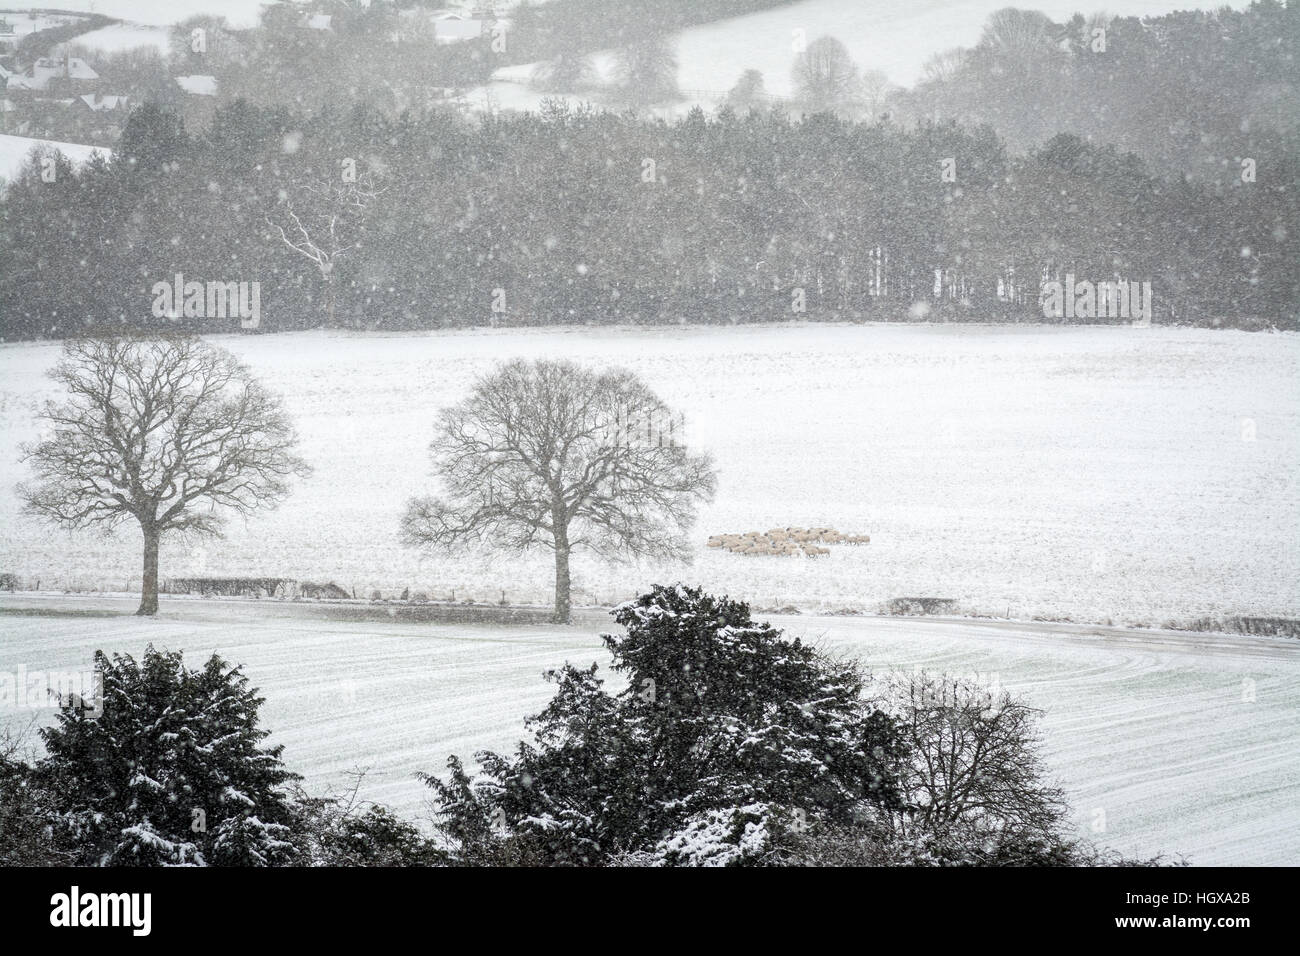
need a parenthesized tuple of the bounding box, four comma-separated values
(1, 0, 1297, 868)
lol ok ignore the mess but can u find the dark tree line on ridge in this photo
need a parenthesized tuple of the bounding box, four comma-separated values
(1, 96, 1292, 340)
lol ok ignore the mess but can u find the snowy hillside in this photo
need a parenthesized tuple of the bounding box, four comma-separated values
(0, 133, 109, 185)
(475, 0, 1259, 115)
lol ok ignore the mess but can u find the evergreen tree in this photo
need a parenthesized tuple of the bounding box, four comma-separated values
(37, 647, 301, 866)
(726, 69, 767, 112)
(423, 584, 904, 866)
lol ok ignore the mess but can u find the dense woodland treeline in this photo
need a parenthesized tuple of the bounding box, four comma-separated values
(898, 3, 1300, 182)
(0, 97, 1293, 339)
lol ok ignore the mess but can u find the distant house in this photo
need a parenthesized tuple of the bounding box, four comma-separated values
(6, 56, 99, 96)
(175, 74, 217, 96)
(0, 18, 16, 55)
(78, 92, 129, 113)
(433, 12, 484, 43)
(75, 92, 129, 141)
(304, 13, 333, 31)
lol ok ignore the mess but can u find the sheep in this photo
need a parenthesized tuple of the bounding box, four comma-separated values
(711, 526, 865, 553)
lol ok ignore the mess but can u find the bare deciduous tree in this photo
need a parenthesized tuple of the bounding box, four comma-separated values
(266, 165, 383, 326)
(18, 335, 311, 615)
(858, 69, 893, 121)
(978, 7, 1058, 69)
(792, 36, 860, 116)
(922, 47, 969, 86)
(881, 672, 1069, 844)
(402, 359, 716, 623)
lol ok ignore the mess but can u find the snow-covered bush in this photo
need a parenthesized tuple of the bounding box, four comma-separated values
(652, 804, 780, 867)
(36, 646, 301, 866)
(0, 727, 73, 865)
(423, 583, 906, 866)
(290, 774, 447, 867)
(423, 584, 1182, 867)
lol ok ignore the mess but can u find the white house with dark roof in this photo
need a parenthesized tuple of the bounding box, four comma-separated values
(79, 92, 129, 113)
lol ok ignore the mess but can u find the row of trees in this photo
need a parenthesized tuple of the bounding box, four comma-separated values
(2, 98, 1292, 340)
(18, 336, 715, 623)
(0, 587, 1178, 866)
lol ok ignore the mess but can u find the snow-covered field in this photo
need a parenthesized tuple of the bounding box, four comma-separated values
(1, 594, 1295, 865)
(65, 22, 169, 56)
(0, 133, 109, 185)
(2, 324, 1296, 628)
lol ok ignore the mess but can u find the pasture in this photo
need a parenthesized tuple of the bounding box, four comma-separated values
(1, 323, 1295, 628)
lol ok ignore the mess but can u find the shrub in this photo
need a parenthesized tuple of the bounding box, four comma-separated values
(423, 584, 905, 865)
(291, 775, 446, 867)
(36, 646, 300, 866)
(0, 727, 74, 865)
(422, 584, 1181, 867)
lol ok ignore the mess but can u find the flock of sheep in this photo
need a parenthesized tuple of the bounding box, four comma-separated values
(707, 526, 870, 557)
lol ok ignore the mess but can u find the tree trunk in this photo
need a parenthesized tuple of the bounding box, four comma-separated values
(552, 528, 571, 625)
(137, 523, 160, 616)
(324, 269, 337, 327)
